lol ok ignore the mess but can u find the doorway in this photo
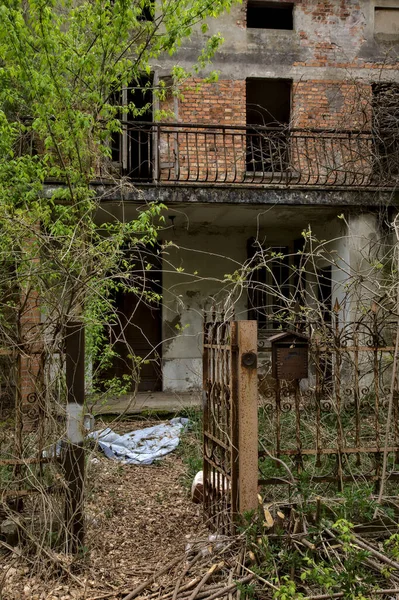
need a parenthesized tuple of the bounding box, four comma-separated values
(111, 75, 154, 181)
(107, 243, 162, 392)
(246, 78, 291, 173)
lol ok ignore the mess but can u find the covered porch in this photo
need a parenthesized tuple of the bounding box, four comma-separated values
(96, 199, 385, 395)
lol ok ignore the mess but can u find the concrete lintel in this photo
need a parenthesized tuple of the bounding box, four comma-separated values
(87, 183, 398, 208)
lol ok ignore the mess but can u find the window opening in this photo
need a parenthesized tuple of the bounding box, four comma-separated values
(374, 7, 399, 39)
(138, 0, 154, 22)
(247, 239, 291, 332)
(246, 78, 291, 173)
(247, 1, 294, 30)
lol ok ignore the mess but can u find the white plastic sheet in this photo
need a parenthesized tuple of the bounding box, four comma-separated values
(89, 417, 189, 465)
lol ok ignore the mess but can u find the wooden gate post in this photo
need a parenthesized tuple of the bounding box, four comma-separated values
(233, 320, 258, 514)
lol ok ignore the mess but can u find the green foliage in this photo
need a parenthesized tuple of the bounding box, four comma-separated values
(335, 485, 378, 523)
(176, 408, 203, 489)
(273, 577, 304, 600)
(384, 533, 399, 560)
(235, 503, 384, 600)
(0, 0, 237, 395)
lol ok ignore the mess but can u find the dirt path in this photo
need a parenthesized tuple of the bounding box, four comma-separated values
(1, 420, 205, 600)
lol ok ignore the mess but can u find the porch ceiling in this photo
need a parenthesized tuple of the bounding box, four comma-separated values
(167, 203, 343, 229)
(96, 201, 346, 231)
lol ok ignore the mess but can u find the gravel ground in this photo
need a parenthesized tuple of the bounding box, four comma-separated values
(0, 419, 204, 600)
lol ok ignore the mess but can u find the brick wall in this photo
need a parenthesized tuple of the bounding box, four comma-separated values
(157, 76, 375, 185)
(159, 79, 247, 182)
(292, 81, 372, 130)
(178, 79, 246, 125)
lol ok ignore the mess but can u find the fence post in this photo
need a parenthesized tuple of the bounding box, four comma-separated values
(63, 320, 85, 554)
(235, 320, 258, 514)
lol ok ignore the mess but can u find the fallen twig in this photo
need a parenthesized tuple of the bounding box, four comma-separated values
(187, 562, 224, 600)
(240, 564, 278, 592)
(154, 577, 201, 600)
(353, 534, 399, 571)
(171, 551, 203, 600)
(304, 588, 399, 600)
(202, 575, 254, 600)
(325, 528, 399, 572)
(122, 555, 184, 600)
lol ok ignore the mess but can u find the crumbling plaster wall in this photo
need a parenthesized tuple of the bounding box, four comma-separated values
(161, 224, 248, 391)
(155, 0, 399, 83)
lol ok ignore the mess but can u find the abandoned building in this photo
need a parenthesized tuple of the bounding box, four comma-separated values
(90, 0, 399, 396)
(48, 1, 399, 397)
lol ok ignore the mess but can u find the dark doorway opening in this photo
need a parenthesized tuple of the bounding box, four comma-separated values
(246, 78, 291, 172)
(317, 265, 333, 383)
(105, 243, 162, 392)
(247, 1, 294, 30)
(111, 75, 154, 181)
(317, 266, 332, 324)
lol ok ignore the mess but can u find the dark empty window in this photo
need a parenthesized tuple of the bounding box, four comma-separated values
(247, 1, 293, 30)
(246, 78, 291, 172)
(246, 78, 291, 127)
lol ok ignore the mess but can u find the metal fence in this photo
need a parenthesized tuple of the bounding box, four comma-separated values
(258, 312, 399, 496)
(202, 309, 399, 529)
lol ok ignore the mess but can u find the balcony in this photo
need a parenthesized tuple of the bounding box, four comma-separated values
(105, 121, 399, 190)
(109, 120, 399, 192)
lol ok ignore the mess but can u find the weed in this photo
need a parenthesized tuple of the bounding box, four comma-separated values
(384, 533, 399, 560)
(273, 577, 304, 600)
(176, 409, 203, 490)
(334, 484, 377, 522)
(236, 581, 257, 600)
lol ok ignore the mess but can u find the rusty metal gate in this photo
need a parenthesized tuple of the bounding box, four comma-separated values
(203, 314, 258, 533)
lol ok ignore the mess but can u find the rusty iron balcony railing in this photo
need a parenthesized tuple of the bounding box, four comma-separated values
(14, 120, 399, 189)
(108, 121, 399, 189)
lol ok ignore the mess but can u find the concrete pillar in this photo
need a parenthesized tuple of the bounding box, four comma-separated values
(346, 212, 380, 320)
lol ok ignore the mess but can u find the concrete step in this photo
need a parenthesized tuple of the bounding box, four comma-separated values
(89, 391, 202, 415)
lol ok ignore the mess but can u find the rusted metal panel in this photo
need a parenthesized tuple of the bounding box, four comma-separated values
(275, 346, 308, 380)
(203, 315, 258, 532)
(203, 313, 236, 534)
(270, 331, 309, 380)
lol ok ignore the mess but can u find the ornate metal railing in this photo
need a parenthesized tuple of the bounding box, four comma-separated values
(110, 121, 399, 188)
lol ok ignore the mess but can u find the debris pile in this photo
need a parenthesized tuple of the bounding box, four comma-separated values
(120, 535, 253, 600)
